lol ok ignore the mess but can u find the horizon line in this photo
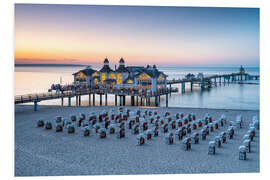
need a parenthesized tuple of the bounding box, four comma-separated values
(14, 63, 260, 68)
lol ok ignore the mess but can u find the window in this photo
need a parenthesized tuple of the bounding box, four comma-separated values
(117, 73, 122, 84)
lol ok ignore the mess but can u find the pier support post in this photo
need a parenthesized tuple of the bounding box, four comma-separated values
(136, 96, 138, 106)
(219, 77, 221, 84)
(93, 94, 95, 106)
(166, 93, 168, 108)
(155, 96, 159, 106)
(115, 95, 117, 106)
(61, 97, 64, 106)
(131, 96, 135, 106)
(169, 84, 172, 96)
(120, 96, 122, 106)
(100, 94, 102, 106)
(214, 78, 217, 86)
(123, 96, 126, 106)
(88, 94, 91, 106)
(34, 101, 38, 111)
(140, 97, 143, 106)
(79, 95, 81, 106)
(240, 74, 243, 81)
(105, 94, 108, 106)
(68, 97, 71, 107)
(181, 82, 185, 93)
(201, 81, 205, 91)
(190, 82, 193, 91)
(144, 98, 146, 106)
(76, 96, 78, 106)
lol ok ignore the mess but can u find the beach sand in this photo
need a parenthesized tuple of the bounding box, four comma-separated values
(15, 105, 260, 176)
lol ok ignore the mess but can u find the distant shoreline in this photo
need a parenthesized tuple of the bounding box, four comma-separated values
(14, 64, 260, 70)
(15, 64, 86, 67)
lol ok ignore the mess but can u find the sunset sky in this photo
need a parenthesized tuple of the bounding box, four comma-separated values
(14, 4, 259, 67)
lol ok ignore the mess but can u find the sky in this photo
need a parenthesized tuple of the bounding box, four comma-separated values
(14, 4, 260, 67)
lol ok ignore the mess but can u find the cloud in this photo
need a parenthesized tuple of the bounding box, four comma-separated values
(14, 58, 82, 64)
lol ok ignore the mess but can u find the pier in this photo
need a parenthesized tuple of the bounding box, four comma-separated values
(14, 71, 259, 111)
(14, 63, 259, 111)
(167, 72, 259, 93)
(15, 87, 178, 111)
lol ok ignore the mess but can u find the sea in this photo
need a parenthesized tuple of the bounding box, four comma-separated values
(14, 65, 260, 110)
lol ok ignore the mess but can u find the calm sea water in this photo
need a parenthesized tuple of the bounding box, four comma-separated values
(14, 66, 260, 110)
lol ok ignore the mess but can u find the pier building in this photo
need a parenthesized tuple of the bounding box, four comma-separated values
(73, 58, 168, 92)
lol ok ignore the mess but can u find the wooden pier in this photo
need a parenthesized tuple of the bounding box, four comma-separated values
(14, 72, 259, 111)
(167, 72, 259, 93)
(15, 87, 178, 111)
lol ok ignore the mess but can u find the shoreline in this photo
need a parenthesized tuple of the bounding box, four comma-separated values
(15, 104, 260, 114)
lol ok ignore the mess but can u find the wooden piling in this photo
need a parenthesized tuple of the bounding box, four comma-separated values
(115, 95, 117, 106)
(169, 84, 172, 96)
(100, 94, 102, 106)
(68, 96, 71, 107)
(79, 95, 81, 106)
(34, 100, 38, 111)
(166, 93, 168, 108)
(131, 96, 135, 106)
(144, 98, 147, 106)
(201, 81, 205, 90)
(89, 93, 91, 106)
(105, 93, 108, 106)
(181, 82, 185, 93)
(93, 94, 95, 106)
(120, 96, 122, 106)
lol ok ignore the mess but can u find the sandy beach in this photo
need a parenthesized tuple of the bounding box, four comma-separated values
(15, 105, 260, 176)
